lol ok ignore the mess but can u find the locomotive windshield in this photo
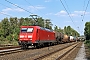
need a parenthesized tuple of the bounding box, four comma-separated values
(21, 28, 33, 33)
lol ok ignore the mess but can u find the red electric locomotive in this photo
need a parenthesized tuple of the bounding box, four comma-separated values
(18, 26, 56, 49)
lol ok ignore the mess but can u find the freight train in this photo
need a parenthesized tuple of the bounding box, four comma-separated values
(18, 26, 76, 49)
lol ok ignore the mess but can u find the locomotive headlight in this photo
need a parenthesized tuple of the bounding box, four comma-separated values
(28, 36, 32, 38)
(20, 35, 24, 38)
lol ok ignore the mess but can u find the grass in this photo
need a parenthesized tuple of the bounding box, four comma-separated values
(84, 40, 90, 60)
(0, 40, 19, 46)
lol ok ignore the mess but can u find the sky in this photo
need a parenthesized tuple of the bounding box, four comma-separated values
(0, 0, 90, 35)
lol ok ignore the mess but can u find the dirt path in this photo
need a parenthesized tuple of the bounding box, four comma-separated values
(74, 42, 87, 60)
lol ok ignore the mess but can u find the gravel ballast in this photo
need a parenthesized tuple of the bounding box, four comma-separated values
(74, 42, 87, 60)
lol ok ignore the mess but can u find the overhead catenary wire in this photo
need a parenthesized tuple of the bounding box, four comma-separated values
(79, 0, 90, 35)
(24, 0, 43, 18)
(63, 0, 79, 28)
(0, 2, 11, 8)
(82, 0, 90, 21)
(4, 0, 45, 27)
(59, 0, 79, 33)
(5, 0, 34, 15)
(59, 0, 76, 26)
(24, 0, 51, 26)
(4, 0, 42, 20)
(0, 2, 13, 17)
(24, 0, 37, 10)
(78, 0, 86, 35)
(63, 0, 71, 15)
(82, 0, 86, 13)
(80, 0, 86, 24)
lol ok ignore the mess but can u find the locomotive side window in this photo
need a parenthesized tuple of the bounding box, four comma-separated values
(27, 28, 33, 32)
(21, 28, 27, 32)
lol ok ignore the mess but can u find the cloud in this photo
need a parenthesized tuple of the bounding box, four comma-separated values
(74, 11, 90, 15)
(15, 8, 25, 12)
(46, 10, 67, 16)
(55, 10, 90, 17)
(2, 8, 25, 12)
(45, 0, 51, 2)
(2, 8, 12, 12)
(70, 14, 77, 17)
(0, 11, 8, 14)
(0, 11, 12, 17)
(74, 11, 85, 14)
(28, 5, 45, 11)
(69, 11, 90, 17)
(55, 10, 67, 16)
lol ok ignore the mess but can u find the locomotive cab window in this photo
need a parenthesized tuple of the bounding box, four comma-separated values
(27, 28, 33, 33)
(21, 28, 33, 33)
(21, 28, 27, 32)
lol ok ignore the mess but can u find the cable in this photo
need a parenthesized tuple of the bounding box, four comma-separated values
(5, 0, 33, 14)
(60, 0, 75, 25)
(24, 0, 44, 17)
(63, 0, 71, 15)
(24, 0, 36, 9)
(0, 2, 11, 8)
(0, 3, 15, 17)
(0, 2, 12, 17)
(63, 0, 79, 28)
(82, 0, 90, 21)
(60, 0, 81, 35)
(5, 0, 42, 19)
(59, 0, 77, 28)
(83, 0, 86, 12)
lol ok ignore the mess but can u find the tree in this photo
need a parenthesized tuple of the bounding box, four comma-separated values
(0, 22, 3, 38)
(64, 26, 80, 37)
(24, 17, 32, 26)
(18, 17, 24, 26)
(44, 19, 53, 29)
(54, 25, 58, 31)
(1, 18, 10, 38)
(37, 17, 44, 27)
(84, 22, 90, 40)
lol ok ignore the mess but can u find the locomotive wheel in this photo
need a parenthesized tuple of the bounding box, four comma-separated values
(35, 43, 41, 48)
(21, 44, 28, 49)
(36, 45, 40, 48)
(50, 42, 53, 46)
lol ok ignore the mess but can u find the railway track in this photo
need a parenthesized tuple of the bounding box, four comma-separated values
(0, 44, 20, 50)
(32, 42, 80, 60)
(0, 42, 81, 60)
(0, 46, 20, 50)
(0, 46, 23, 56)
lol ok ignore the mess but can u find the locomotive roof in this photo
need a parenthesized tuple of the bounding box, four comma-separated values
(21, 26, 40, 28)
(21, 26, 54, 32)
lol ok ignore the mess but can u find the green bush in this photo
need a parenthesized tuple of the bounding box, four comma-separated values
(6, 34, 13, 42)
(13, 33, 19, 41)
(84, 40, 90, 48)
(11, 40, 18, 46)
(84, 40, 90, 44)
(0, 36, 5, 41)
